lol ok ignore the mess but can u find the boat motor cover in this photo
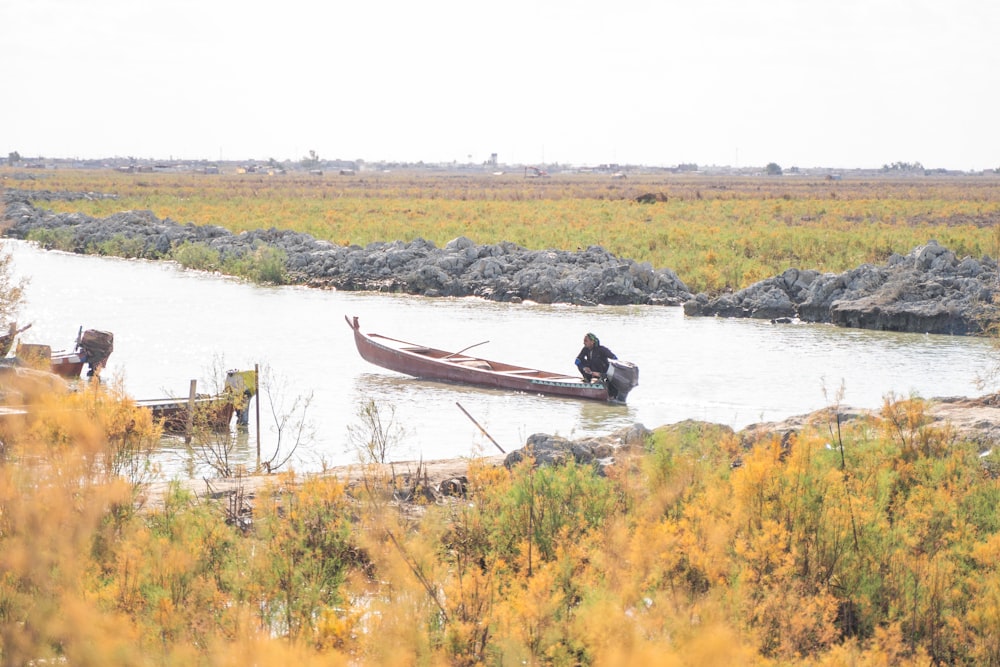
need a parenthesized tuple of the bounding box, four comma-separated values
(79, 330, 114, 361)
(606, 359, 639, 399)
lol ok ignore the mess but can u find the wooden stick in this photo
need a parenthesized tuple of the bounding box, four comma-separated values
(455, 401, 505, 454)
(255, 363, 261, 470)
(184, 379, 197, 444)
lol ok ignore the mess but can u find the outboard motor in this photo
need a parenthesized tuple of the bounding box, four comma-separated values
(605, 359, 639, 403)
(78, 329, 114, 377)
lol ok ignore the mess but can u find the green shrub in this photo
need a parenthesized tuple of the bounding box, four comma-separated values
(479, 459, 619, 564)
(86, 234, 149, 259)
(170, 241, 221, 272)
(25, 227, 76, 252)
(222, 244, 289, 285)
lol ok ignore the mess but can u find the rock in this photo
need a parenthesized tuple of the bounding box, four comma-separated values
(1, 191, 694, 308)
(437, 476, 468, 497)
(684, 240, 1000, 335)
(503, 425, 652, 472)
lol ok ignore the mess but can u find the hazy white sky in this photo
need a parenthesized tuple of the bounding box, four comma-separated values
(3, 0, 997, 169)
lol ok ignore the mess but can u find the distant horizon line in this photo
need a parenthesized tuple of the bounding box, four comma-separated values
(5, 154, 997, 174)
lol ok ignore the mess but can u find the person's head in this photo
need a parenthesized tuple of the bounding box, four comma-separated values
(584, 332, 599, 348)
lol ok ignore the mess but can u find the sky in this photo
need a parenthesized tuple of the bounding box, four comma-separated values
(2, 0, 998, 170)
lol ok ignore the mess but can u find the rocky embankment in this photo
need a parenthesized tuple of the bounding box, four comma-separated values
(684, 240, 1000, 335)
(1, 191, 692, 307)
(4, 190, 999, 334)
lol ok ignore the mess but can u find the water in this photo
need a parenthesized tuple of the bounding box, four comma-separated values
(6, 240, 995, 476)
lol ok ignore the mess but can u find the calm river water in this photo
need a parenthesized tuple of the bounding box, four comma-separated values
(7, 240, 995, 477)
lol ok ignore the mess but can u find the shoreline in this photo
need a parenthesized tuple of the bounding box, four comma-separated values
(138, 392, 1000, 511)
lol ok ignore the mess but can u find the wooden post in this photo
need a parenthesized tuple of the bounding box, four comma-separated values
(184, 379, 197, 444)
(255, 363, 261, 470)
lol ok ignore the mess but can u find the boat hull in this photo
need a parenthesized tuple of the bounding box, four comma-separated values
(346, 315, 619, 402)
(51, 353, 86, 378)
(136, 396, 235, 434)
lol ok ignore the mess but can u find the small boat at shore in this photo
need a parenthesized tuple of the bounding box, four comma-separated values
(135, 395, 235, 434)
(134, 370, 256, 435)
(346, 315, 638, 403)
(16, 327, 114, 379)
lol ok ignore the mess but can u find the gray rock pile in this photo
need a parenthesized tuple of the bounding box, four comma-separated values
(503, 424, 651, 472)
(6, 190, 999, 334)
(683, 240, 1000, 335)
(1, 192, 693, 307)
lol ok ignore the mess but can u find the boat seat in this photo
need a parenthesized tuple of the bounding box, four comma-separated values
(455, 359, 492, 370)
(500, 369, 539, 375)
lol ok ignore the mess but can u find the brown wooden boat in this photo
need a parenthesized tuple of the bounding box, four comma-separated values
(17, 327, 114, 379)
(346, 315, 638, 403)
(50, 349, 87, 378)
(135, 395, 235, 434)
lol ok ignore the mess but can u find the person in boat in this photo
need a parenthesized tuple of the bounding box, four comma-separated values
(575, 333, 617, 384)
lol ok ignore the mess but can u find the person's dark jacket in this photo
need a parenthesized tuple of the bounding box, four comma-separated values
(576, 343, 617, 379)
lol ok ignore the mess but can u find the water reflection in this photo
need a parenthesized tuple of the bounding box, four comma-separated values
(350, 371, 631, 457)
(156, 421, 259, 479)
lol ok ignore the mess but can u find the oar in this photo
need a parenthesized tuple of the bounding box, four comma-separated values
(443, 340, 489, 360)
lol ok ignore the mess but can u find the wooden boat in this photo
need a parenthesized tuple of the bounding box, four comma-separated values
(346, 315, 638, 403)
(50, 349, 87, 378)
(15, 342, 77, 377)
(135, 395, 235, 434)
(19, 327, 114, 379)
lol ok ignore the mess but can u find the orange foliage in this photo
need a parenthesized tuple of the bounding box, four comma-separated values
(3, 389, 1000, 663)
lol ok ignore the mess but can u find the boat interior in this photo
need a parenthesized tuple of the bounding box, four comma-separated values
(388, 339, 582, 381)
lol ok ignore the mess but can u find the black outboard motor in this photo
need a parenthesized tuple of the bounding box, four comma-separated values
(605, 359, 639, 403)
(78, 329, 114, 377)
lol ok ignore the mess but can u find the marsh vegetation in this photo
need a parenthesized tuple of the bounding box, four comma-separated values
(5, 169, 1000, 664)
(9, 168, 1000, 294)
(4, 385, 1000, 664)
